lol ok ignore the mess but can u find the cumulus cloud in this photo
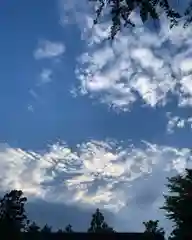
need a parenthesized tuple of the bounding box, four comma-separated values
(166, 112, 192, 134)
(0, 140, 191, 230)
(60, 0, 192, 111)
(34, 40, 65, 60)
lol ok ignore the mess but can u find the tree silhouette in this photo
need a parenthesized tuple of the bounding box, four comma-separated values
(161, 168, 192, 239)
(88, 0, 192, 39)
(143, 220, 165, 239)
(26, 221, 41, 240)
(40, 224, 52, 240)
(65, 224, 73, 232)
(0, 188, 180, 238)
(57, 228, 64, 233)
(88, 208, 114, 232)
(0, 190, 28, 237)
(27, 221, 40, 233)
(41, 224, 52, 233)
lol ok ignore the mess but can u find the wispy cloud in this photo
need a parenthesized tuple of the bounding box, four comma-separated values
(166, 112, 192, 134)
(29, 89, 38, 98)
(60, 0, 192, 111)
(0, 140, 191, 223)
(27, 68, 53, 111)
(34, 40, 65, 60)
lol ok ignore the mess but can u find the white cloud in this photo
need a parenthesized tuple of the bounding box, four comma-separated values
(38, 69, 52, 85)
(0, 145, 50, 197)
(34, 40, 65, 60)
(60, 0, 192, 111)
(27, 105, 34, 112)
(180, 58, 192, 73)
(0, 140, 191, 231)
(166, 112, 192, 134)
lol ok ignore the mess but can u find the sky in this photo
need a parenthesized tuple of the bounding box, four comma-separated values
(0, 0, 191, 234)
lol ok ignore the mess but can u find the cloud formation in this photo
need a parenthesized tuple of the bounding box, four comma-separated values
(0, 139, 191, 230)
(166, 112, 192, 134)
(60, 0, 192, 111)
(34, 40, 65, 60)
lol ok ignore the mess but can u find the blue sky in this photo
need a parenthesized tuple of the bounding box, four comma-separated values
(0, 0, 191, 234)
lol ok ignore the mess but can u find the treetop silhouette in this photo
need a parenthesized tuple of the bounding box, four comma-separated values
(88, 0, 192, 39)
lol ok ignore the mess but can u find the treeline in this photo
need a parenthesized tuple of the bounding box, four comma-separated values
(0, 168, 192, 239)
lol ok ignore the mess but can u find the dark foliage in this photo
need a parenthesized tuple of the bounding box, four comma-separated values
(27, 221, 41, 232)
(143, 220, 165, 239)
(0, 190, 28, 238)
(161, 168, 192, 239)
(87, 208, 115, 232)
(65, 224, 73, 232)
(88, 0, 192, 39)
